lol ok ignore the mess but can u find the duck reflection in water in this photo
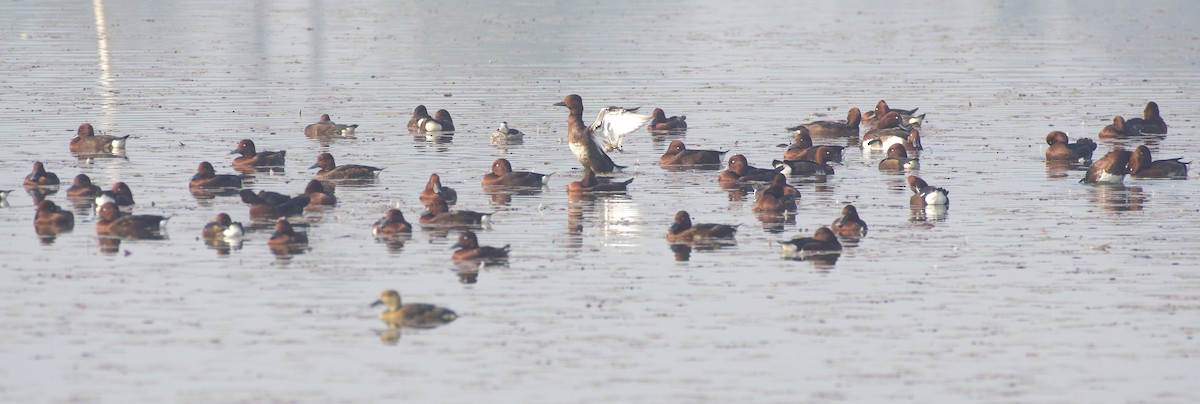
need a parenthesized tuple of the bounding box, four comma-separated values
(1090, 184, 1145, 212)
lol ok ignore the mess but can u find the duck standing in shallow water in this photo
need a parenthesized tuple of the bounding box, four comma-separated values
(70, 123, 129, 153)
(304, 114, 358, 138)
(452, 231, 510, 262)
(310, 153, 384, 180)
(554, 94, 651, 172)
(1045, 131, 1097, 162)
(370, 290, 457, 328)
(1127, 145, 1188, 179)
(230, 139, 286, 168)
(1082, 150, 1133, 184)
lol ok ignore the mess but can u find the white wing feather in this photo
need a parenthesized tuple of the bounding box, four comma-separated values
(590, 107, 651, 152)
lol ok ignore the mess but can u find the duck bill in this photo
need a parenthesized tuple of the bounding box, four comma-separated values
(308, 163, 321, 169)
(229, 149, 241, 155)
(450, 243, 462, 249)
(369, 299, 384, 308)
(552, 101, 566, 107)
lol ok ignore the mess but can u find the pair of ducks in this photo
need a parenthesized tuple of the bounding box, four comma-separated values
(1082, 146, 1189, 184)
(665, 205, 868, 255)
(238, 179, 335, 218)
(199, 212, 306, 251)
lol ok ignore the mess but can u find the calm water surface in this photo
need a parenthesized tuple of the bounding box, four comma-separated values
(2, 0, 1199, 402)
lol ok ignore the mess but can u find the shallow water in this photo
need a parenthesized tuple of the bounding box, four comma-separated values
(2, 0, 1200, 402)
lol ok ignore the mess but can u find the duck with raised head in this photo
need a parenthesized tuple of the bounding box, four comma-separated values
(752, 173, 798, 213)
(310, 153, 384, 180)
(1045, 131, 1097, 162)
(1082, 150, 1133, 184)
(23, 162, 60, 186)
(491, 122, 525, 143)
(407, 105, 432, 130)
(481, 158, 553, 187)
(303, 180, 336, 207)
(787, 107, 862, 138)
(667, 210, 738, 243)
(1128, 145, 1188, 179)
(783, 128, 845, 162)
(304, 114, 358, 138)
(189, 162, 244, 189)
(70, 123, 129, 153)
(372, 209, 412, 237)
(66, 174, 102, 198)
(647, 108, 687, 132)
(831, 205, 867, 239)
(419, 173, 457, 206)
(861, 112, 909, 142)
(554, 94, 651, 172)
(202, 213, 244, 239)
(862, 100, 923, 128)
(96, 202, 169, 238)
(1124, 101, 1167, 134)
(878, 144, 920, 171)
(907, 176, 950, 206)
(660, 140, 726, 168)
(780, 227, 842, 255)
(419, 199, 492, 228)
(267, 218, 307, 247)
(230, 139, 286, 168)
(452, 231, 510, 262)
(370, 290, 458, 327)
(567, 168, 634, 193)
(718, 154, 782, 187)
